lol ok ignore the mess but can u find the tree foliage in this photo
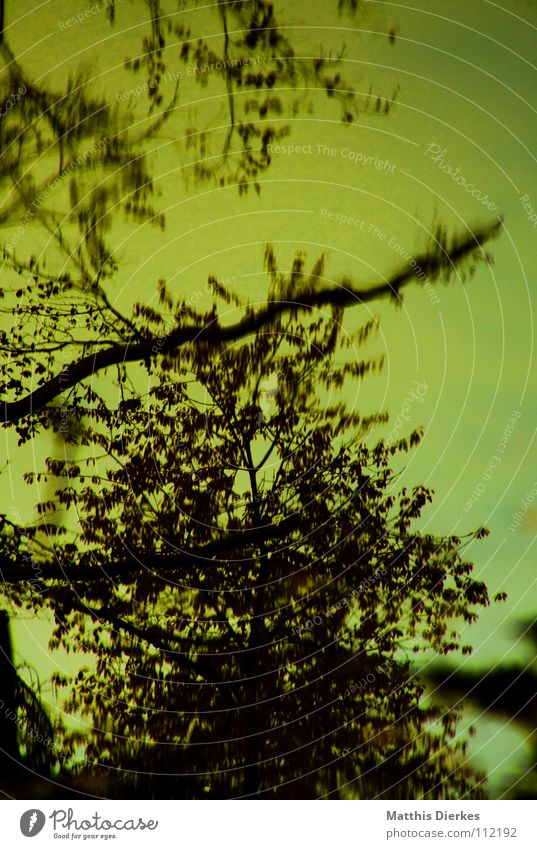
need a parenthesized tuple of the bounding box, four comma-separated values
(7, 255, 493, 798)
(0, 0, 504, 799)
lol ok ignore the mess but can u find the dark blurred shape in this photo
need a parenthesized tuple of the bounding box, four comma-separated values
(0, 610, 84, 798)
(427, 618, 537, 799)
(0, 610, 18, 759)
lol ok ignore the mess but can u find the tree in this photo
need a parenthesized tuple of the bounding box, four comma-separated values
(5, 251, 499, 798)
(0, 0, 503, 798)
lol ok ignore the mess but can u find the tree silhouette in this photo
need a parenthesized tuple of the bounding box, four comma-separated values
(0, 0, 504, 798)
(4, 253, 500, 798)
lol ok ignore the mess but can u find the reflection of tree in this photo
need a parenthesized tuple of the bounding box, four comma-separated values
(0, 0, 406, 442)
(0, 0, 501, 435)
(0, 611, 74, 797)
(427, 620, 537, 799)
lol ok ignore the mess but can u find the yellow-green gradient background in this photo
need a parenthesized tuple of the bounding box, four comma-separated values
(2, 0, 537, 795)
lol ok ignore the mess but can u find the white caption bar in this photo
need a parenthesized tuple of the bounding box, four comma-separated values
(1, 799, 534, 848)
